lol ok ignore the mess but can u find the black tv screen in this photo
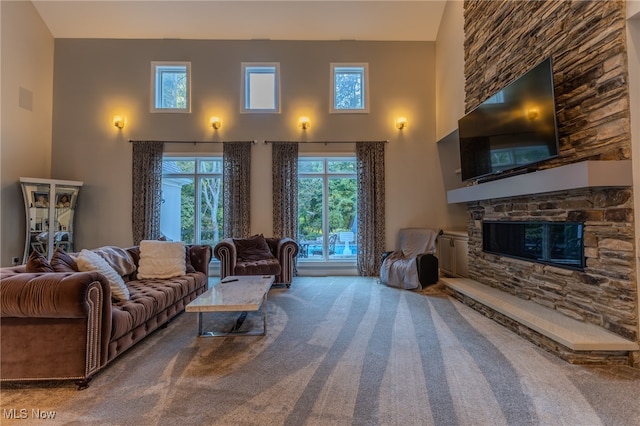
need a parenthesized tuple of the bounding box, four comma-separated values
(458, 57, 559, 182)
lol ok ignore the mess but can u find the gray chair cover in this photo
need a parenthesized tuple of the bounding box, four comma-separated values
(379, 228, 439, 290)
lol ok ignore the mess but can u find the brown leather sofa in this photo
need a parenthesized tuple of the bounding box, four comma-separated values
(214, 235, 298, 287)
(0, 244, 212, 390)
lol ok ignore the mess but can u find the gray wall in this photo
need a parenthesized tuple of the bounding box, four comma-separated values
(49, 38, 457, 252)
(1, 1, 54, 266)
(434, 0, 468, 229)
(435, 0, 465, 140)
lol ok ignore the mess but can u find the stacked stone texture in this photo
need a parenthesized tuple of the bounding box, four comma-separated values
(467, 188, 636, 341)
(448, 289, 632, 366)
(462, 0, 637, 356)
(464, 0, 630, 166)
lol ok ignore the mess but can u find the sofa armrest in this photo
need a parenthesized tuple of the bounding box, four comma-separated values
(1, 271, 113, 383)
(187, 244, 213, 275)
(275, 238, 299, 261)
(1, 271, 111, 319)
(415, 253, 439, 287)
(275, 238, 298, 285)
(213, 238, 237, 279)
(1, 265, 27, 274)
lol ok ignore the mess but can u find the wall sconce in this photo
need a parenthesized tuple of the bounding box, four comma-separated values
(113, 115, 125, 129)
(210, 116, 222, 130)
(527, 108, 540, 120)
(299, 116, 311, 130)
(396, 117, 408, 130)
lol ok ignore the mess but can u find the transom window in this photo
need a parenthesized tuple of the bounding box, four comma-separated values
(151, 62, 191, 113)
(241, 63, 280, 113)
(298, 157, 357, 261)
(161, 157, 222, 245)
(330, 63, 369, 113)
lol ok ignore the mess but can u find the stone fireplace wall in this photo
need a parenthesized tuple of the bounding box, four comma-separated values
(464, 0, 630, 165)
(468, 188, 636, 340)
(463, 0, 637, 342)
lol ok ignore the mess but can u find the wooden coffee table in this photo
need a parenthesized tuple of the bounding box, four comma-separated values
(185, 275, 275, 337)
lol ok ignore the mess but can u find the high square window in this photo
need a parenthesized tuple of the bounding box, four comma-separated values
(151, 62, 191, 113)
(241, 63, 280, 113)
(330, 63, 369, 113)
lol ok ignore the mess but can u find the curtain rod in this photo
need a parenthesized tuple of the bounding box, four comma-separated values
(129, 140, 257, 144)
(264, 140, 388, 144)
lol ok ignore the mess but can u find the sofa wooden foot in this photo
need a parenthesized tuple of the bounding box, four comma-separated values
(75, 378, 91, 390)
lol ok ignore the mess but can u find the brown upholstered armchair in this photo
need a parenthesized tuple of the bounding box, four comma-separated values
(213, 235, 298, 287)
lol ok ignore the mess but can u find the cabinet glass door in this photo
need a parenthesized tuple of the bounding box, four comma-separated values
(21, 178, 83, 262)
(23, 182, 52, 258)
(53, 185, 79, 254)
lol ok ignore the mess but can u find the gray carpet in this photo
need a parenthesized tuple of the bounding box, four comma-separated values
(2, 276, 639, 426)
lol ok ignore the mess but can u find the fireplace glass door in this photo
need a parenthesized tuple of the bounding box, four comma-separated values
(482, 221, 584, 270)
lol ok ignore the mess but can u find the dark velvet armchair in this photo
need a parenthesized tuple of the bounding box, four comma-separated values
(213, 235, 299, 287)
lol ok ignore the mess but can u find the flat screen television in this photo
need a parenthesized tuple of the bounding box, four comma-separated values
(458, 57, 559, 182)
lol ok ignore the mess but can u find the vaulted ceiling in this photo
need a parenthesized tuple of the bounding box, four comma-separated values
(32, 1, 447, 41)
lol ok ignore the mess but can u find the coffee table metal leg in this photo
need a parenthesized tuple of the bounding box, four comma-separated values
(196, 294, 268, 337)
(262, 292, 267, 336)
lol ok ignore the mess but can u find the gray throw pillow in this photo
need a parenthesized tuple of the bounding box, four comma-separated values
(92, 246, 137, 276)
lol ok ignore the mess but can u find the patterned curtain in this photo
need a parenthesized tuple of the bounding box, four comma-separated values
(223, 141, 252, 238)
(356, 142, 386, 276)
(131, 141, 164, 245)
(272, 142, 299, 239)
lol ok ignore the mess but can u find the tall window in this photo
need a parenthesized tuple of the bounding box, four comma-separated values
(298, 157, 357, 261)
(241, 63, 280, 113)
(161, 157, 222, 245)
(330, 63, 369, 113)
(151, 61, 191, 112)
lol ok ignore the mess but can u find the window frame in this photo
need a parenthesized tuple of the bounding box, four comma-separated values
(330, 63, 369, 114)
(160, 155, 223, 246)
(241, 62, 281, 113)
(151, 61, 192, 113)
(298, 155, 358, 263)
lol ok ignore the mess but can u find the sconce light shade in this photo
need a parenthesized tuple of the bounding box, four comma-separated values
(527, 108, 539, 120)
(113, 115, 125, 129)
(299, 116, 310, 130)
(396, 117, 408, 130)
(210, 116, 221, 130)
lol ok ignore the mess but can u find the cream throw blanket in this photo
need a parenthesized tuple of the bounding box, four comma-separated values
(379, 228, 438, 290)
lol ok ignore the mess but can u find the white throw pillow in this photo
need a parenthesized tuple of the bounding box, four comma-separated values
(137, 240, 186, 279)
(76, 249, 130, 301)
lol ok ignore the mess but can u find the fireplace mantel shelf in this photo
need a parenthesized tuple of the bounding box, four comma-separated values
(447, 160, 633, 204)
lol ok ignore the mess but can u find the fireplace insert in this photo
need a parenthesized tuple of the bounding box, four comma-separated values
(482, 221, 584, 270)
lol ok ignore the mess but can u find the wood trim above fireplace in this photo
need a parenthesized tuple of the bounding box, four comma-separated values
(447, 160, 632, 204)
